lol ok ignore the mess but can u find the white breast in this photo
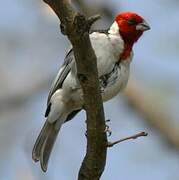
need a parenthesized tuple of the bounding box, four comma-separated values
(90, 31, 124, 76)
(89, 28, 132, 102)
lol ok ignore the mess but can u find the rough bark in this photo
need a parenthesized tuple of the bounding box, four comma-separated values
(43, 0, 107, 179)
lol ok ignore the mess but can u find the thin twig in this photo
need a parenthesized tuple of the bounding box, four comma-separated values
(107, 132, 148, 147)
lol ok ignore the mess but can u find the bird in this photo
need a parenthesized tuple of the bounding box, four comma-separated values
(32, 12, 150, 172)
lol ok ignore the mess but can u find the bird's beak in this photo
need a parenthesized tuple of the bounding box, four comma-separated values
(136, 20, 150, 31)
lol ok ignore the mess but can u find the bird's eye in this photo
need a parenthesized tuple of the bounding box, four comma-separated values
(127, 19, 137, 25)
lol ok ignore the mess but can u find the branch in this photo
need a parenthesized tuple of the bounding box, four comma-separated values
(107, 132, 148, 147)
(43, 0, 107, 179)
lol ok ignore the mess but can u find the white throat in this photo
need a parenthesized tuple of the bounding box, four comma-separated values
(108, 21, 119, 35)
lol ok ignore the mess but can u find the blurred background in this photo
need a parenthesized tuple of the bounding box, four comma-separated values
(0, 0, 179, 179)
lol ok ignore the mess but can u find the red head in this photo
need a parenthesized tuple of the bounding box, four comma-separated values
(115, 12, 150, 44)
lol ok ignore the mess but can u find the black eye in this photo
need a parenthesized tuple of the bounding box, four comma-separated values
(127, 19, 137, 25)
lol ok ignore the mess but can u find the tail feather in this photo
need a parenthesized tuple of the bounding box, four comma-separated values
(32, 120, 61, 172)
(40, 123, 59, 172)
(32, 121, 51, 162)
(32, 110, 81, 172)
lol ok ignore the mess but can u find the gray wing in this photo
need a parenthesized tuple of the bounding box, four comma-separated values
(47, 49, 74, 106)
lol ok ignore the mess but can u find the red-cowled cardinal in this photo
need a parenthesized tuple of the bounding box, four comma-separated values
(32, 12, 150, 172)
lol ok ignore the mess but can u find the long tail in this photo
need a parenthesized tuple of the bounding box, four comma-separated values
(32, 120, 61, 172)
(32, 110, 81, 172)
